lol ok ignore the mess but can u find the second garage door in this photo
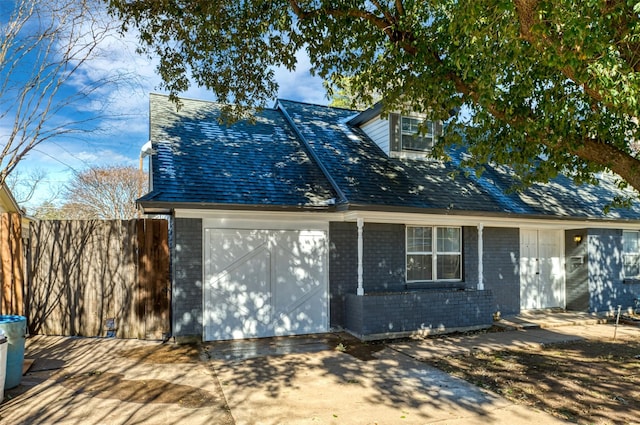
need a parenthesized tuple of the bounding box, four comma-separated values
(203, 228, 328, 341)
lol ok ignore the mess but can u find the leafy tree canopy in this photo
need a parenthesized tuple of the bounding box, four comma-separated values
(107, 0, 640, 198)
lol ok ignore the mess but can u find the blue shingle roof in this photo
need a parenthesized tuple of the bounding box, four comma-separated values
(277, 99, 640, 220)
(140, 94, 640, 221)
(139, 94, 337, 209)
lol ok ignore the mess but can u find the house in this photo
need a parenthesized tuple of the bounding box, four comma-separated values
(0, 183, 29, 316)
(0, 183, 29, 238)
(138, 93, 640, 342)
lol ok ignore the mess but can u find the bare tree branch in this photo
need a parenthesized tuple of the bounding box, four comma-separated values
(0, 0, 129, 187)
(63, 165, 147, 219)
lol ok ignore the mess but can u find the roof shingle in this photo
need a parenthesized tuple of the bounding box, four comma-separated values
(139, 94, 337, 209)
(141, 95, 640, 221)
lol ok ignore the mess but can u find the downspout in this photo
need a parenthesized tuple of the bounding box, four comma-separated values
(140, 140, 154, 195)
(276, 102, 349, 205)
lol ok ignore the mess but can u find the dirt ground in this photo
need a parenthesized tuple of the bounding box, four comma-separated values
(426, 330, 640, 425)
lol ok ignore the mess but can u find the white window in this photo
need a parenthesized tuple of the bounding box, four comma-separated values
(401, 116, 435, 152)
(406, 226, 462, 282)
(623, 231, 640, 278)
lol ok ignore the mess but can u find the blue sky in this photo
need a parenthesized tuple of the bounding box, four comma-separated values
(5, 3, 328, 210)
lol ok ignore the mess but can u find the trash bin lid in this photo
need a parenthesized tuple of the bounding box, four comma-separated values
(0, 315, 26, 324)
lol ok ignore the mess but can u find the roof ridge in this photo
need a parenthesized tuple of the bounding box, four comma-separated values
(276, 101, 347, 206)
(150, 92, 279, 111)
(276, 98, 359, 112)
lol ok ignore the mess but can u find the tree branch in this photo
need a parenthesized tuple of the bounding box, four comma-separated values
(288, 0, 411, 48)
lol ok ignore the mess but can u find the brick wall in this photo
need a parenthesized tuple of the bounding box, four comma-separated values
(172, 218, 203, 338)
(587, 228, 640, 313)
(329, 222, 410, 328)
(464, 226, 479, 288)
(482, 227, 520, 315)
(345, 289, 494, 339)
(330, 222, 516, 328)
(329, 222, 357, 327)
(362, 223, 406, 292)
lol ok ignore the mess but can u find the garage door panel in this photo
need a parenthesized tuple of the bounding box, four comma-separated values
(273, 284, 327, 335)
(204, 228, 328, 341)
(205, 229, 269, 273)
(204, 233, 273, 341)
(272, 231, 326, 311)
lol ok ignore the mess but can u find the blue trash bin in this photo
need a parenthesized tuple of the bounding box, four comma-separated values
(0, 316, 26, 389)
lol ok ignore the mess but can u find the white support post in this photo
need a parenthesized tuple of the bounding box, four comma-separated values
(357, 218, 364, 296)
(477, 223, 484, 290)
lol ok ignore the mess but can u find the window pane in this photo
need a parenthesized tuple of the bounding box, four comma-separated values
(624, 255, 640, 277)
(407, 254, 432, 281)
(437, 254, 461, 280)
(401, 117, 419, 133)
(624, 232, 639, 254)
(402, 134, 432, 151)
(401, 117, 434, 152)
(407, 227, 432, 252)
(437, 227, 460, 252)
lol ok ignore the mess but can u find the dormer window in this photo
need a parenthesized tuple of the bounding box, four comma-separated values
(401, 116, 435, 152)
(349, 107, 442, 159)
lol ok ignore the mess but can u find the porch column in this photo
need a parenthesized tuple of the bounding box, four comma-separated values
(477, 222, 484, 290)
(357, 218, 364, 296)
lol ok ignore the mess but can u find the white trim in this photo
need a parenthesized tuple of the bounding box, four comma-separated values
(342, 210, 640, 230)
(202, 217, 330, 232)
(176, 208, 336, 222)
(174, 208, 640, 231)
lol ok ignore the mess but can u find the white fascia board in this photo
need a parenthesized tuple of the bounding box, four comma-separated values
(341, 210, 640, 230)
(175, 207, 640, 231)
(175, 208, 333, 231)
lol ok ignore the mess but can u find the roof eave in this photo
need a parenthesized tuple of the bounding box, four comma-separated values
(346, 102, 383, 126)
(341, 202, 640, 223)
(138, 200, 338, 215)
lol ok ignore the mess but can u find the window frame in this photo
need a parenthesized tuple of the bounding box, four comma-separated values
(623, 230, 640, 278)
(406, 225, 462, 283)
(400, 116, 435, 152)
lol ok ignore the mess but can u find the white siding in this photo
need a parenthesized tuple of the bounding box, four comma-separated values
(361, 116, 390, 155)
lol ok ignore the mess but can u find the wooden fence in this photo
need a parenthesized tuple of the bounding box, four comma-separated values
(26, 219, 170, 339)
(0, 212, 24, 316)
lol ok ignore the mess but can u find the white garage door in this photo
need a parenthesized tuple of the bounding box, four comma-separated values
(203, 228, 328, 341)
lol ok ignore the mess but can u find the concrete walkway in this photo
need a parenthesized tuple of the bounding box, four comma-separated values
(0, 317, 637, 425)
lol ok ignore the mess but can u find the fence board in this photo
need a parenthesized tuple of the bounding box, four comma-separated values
(0, 213, 24, 316)
(28, 219, 169, 339)
(138, 219, 170, 339)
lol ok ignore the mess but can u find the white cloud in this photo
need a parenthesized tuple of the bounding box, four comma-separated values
(10, 1, 328, 210)
(274, 50, 328, 105)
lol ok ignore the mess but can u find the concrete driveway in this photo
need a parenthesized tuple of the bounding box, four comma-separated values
(0, 336, 233, 425)
(0, 331, 575, 425)
(204, 334, 569, 425)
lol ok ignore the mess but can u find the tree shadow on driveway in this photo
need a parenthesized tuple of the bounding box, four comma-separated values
(204, 332, 549, 425)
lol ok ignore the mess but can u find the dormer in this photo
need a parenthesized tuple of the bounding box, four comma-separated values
(348, 103, 442, 159)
